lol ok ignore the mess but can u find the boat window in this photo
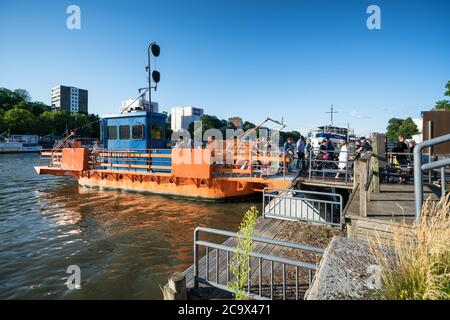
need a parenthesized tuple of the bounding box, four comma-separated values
(107, 126, 117, 140)
(119, 125, 130, 140)
(132, 124, 145, 140)
(151, 125, 164, 140)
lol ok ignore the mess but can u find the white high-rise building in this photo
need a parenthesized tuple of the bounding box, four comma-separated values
(171, 106, 204, 131)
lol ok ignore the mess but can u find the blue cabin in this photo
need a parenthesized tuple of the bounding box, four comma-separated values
(101, 110, 168, 150)
(100, 111, 171, 173)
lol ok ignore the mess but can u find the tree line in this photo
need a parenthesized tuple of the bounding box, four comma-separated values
(0, 88, 100, 138)
(187, 114, 301, 143)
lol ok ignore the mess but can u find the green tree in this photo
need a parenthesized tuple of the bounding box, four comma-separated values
(432, 81, 450, 110)
(386, 118, 404, 141)
(433, 100, 450, 111)
(0, 109, 6, 133)
(243, 121, 256, 131)
(3, 107, 37, 134)
(397, 117, 419, 139)
(13, 89, 31, 102)
(188, 114, 224, 137)
(0, 88, 28, 111)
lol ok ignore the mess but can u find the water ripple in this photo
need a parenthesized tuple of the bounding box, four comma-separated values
(0, 153, 253, 299)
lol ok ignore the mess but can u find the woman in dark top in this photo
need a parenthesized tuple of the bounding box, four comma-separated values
(393, 135, 408, 183)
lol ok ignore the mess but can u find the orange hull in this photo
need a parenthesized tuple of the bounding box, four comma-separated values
(77, 171, 257, 199)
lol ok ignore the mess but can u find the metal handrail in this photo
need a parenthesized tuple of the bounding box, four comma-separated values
(414, 133, 450, 223)
(262, 187, 344, 227)
(193, 226, 323, 300)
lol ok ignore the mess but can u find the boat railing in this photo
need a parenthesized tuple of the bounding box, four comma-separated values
(193, 226, 324, 300)
(88, 148, 172, 173)
(37, 144, 294, 180)
(212, 148, 292, 180)
(39, 149, 62, 168)
(87, 146, 291, 179)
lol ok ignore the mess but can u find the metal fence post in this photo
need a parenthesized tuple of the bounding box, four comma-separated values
(414, 141, 424, 223)
(441, 166, 446, 198)
(194, 228, 199, 289)
(262, 188, 266, 218)
(308, 153, 312, 180)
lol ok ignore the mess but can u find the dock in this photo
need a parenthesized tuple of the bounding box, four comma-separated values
(167, 132, 449, 300)
(183, 217, 343, 300)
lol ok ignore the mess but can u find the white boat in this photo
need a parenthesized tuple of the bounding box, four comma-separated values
(0, 135, 43, 153)
(306, 106, 356, 149)
(306, 125, 355, 149)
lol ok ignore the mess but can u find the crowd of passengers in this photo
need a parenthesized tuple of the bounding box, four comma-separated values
(282, 136, 373, 178)
(172, 134, 416, 180)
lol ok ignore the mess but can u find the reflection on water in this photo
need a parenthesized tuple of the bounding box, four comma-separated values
(0, 153, 256, 299)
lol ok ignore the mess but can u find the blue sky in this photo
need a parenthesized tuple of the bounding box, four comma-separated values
(0, 0, 449, 136)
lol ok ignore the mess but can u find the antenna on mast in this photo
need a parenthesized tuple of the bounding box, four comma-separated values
(325, 104, 338, 126)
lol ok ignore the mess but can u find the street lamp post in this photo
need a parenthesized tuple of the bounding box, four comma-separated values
(147, 42, 160, 149)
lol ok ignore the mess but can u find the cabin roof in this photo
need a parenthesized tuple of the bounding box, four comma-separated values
(102, 111, 166, 119)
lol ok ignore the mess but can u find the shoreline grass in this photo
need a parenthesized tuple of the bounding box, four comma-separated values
(370, 194, 450, 300)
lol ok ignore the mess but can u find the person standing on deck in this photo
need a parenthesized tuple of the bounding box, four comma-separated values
(174, 136, 185, 148)
(356, 137, 372, 156)
(393, 135, 409, 183)
(305, 139, 312, 158)
(335, 140, 350, 179)
(296, 135, 306, 170)
(283, 137, 295, 173)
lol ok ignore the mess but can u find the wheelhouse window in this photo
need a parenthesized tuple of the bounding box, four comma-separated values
(132, 124, 145, 140)
(151, 125, 164, 140)
(107, 126, 117, 140)
(119, 125, 130, 140)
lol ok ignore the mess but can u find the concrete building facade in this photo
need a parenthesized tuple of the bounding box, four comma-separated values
(170, 106, 204, 131)
(51, 85, 88, 113)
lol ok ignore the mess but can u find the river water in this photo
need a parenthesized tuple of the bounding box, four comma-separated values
(0, 153, 255, 299)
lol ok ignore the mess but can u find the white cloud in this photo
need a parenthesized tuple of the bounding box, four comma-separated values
(350, 110, 370, 119)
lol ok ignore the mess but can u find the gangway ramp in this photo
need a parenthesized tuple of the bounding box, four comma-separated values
(262, 188, 344, 228)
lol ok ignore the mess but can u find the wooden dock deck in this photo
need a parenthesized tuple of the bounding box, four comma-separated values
(347, 183, 436, 218)
(345, 182, 440, 242)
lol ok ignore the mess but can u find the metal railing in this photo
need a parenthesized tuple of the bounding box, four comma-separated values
(38, 149, 62, 168)
(414, 133, 450, 223)
(307, 149, 354, 183)
(193, 227, 324, 300)
(262, 188, 344, 228)
(382, 152, 415, 183)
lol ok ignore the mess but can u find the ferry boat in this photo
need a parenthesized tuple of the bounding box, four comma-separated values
(0, 134, 43, 153)
(34, 106, 296, 199)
